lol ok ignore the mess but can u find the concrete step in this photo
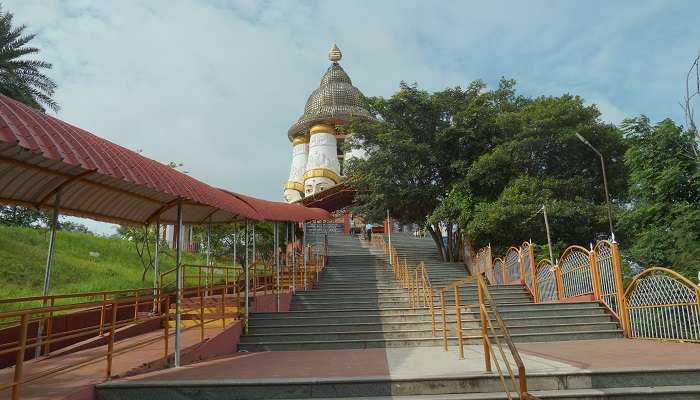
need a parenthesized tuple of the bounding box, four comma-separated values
(250, 305, 610, 324)
(247, 320, 618, 335)
(261, 385, 700, 399)
(249, 314, 614, 330)
(239, 330, 623, 351)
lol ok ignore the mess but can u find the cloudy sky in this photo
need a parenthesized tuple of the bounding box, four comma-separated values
(5, 0, 699, 234)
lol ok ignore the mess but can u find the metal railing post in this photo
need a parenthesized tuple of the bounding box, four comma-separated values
(477, 280, 492, 372)
(589, 248, 602, 301)
(200, 287, 205, 342)
(11, 314, 28, 400)
(164, 296, 170, 359)
(610, 241, 628, 335)
(440, 290, 448, 351)
(106, 302, 118, 377)
(454, 285, 464, 360)
(554, 265, 564, 300)
(44, 298, 55, 355)
(429, 288, 436, 336)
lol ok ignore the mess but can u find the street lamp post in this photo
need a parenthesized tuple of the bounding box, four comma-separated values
(575, 133, 615, 241)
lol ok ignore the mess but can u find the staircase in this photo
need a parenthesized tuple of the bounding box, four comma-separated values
(239, 233, 621, 352)
(98, 232, 700, 400)
(389, 233, 624, 343)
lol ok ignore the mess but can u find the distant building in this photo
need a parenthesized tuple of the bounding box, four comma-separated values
(283, 44, 375, 203)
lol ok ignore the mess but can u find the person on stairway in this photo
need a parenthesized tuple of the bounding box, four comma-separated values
(365, 222, 372, 242)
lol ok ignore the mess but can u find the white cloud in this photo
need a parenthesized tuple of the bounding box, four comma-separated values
(3, 0, 698, 233)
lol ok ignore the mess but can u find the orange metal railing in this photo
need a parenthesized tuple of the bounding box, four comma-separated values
(1, 240, 329, 400)
(623, 267, 699, 342)
(372, 235, 538, 399)
(0, 283, 242, 400)
(475, 238, 700, 343)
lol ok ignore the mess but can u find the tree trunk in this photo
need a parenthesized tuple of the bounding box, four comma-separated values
(427, 224, 446, 262)
(446, 223, 454, 262)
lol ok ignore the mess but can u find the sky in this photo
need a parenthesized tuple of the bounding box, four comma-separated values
(4, 0, 699, 234)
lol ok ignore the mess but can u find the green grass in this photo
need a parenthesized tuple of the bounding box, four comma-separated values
(0, 225, 205, 309)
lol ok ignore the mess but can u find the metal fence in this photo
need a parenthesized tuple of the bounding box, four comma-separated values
(473, 239, 698, 343)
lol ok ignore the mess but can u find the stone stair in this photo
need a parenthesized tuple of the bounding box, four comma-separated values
(98, 232, 700, 400)
(239, 233, 622, 352)
(389, 233, 624, 343)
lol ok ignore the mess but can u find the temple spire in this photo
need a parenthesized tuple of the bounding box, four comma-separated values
(328, 43, 342, 63)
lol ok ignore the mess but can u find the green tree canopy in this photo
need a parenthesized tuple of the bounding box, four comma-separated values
(346, 80, 523, 260)
(454, 94, 628, 256)
(348, 80, 628, 261)
(619, 116, 699, 279)
(0, 5, 58, 112)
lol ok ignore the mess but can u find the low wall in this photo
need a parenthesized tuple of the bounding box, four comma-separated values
(250, 291, 293, 312)
(0, 300, 153, 368)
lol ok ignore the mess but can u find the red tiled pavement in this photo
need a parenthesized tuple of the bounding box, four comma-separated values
(518, 339, 700, 369)
(0, 325, 226, 400)
(126, 349, 391, 381)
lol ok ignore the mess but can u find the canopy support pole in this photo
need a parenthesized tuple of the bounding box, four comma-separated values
(36, 189, 61, 358)
(387, 209, 392, 267)
(244, 219, 249, 333)
(153, 217, 160, 313)
(174, 199, 183, 368)
(303, 222, 307, 291)
(233, 224, 237, 270)
(284, 222, 289, 294)
(206, 219, 211, 296)
(292, 223, 296, 294)
(275, 222, 280, 311)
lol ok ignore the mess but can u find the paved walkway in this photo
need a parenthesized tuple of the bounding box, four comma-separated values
(110, 338, 700, 385)
(0, 324, 227, 400)
(518, 338, 700, 369)
(112, 345, 572, 384)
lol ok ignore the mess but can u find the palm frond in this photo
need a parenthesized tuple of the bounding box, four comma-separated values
(0, 7, 58, 112)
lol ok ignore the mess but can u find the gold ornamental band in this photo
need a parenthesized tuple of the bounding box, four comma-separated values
(283, 181, 304, 193)
(309, 124, 335, 136)
(292, 135, 309, 145)
(303, 167, 341, 184)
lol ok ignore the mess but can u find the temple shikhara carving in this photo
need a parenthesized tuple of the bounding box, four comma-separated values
(283, 44, 375, 203)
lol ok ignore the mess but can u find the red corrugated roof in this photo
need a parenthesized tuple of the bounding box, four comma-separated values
(0, 94, 314, 225)
(221, 189, 331, 222)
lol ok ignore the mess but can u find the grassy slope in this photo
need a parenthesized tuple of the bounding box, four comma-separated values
(0, 225, 204, 302)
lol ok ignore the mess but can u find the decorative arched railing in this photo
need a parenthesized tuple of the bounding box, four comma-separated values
(624, 268, 700, 342)
(475, 237, 698, 342)
(473, 245, 492, 281)
(558, 246, 593, 298)
(592, 241, 625, 321)
(534, 259, 558, 303)
(493, 257, 505, 285)
(520, 242, 535, 293)
(505, 247, 521, 283)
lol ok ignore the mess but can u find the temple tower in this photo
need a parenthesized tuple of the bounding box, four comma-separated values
(283, 44, 374, 202)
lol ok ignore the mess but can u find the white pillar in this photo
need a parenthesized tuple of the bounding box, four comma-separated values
(304, 124, 340, 197)
(284, 136, 309, 203)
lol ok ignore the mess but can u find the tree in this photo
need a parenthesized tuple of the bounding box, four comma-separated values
(619, 116, 700, 280)
(118, 225, 157, 281)
(346, 80, 524, 261)
(455, 94, 628, 256)
(0, 205, 45, 227)
(0, 5, 58, 112)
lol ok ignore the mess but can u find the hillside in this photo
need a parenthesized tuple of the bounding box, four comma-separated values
(0, 225, 205, 307)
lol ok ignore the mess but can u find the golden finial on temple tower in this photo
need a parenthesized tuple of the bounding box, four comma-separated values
(328, 44, 342, 63)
